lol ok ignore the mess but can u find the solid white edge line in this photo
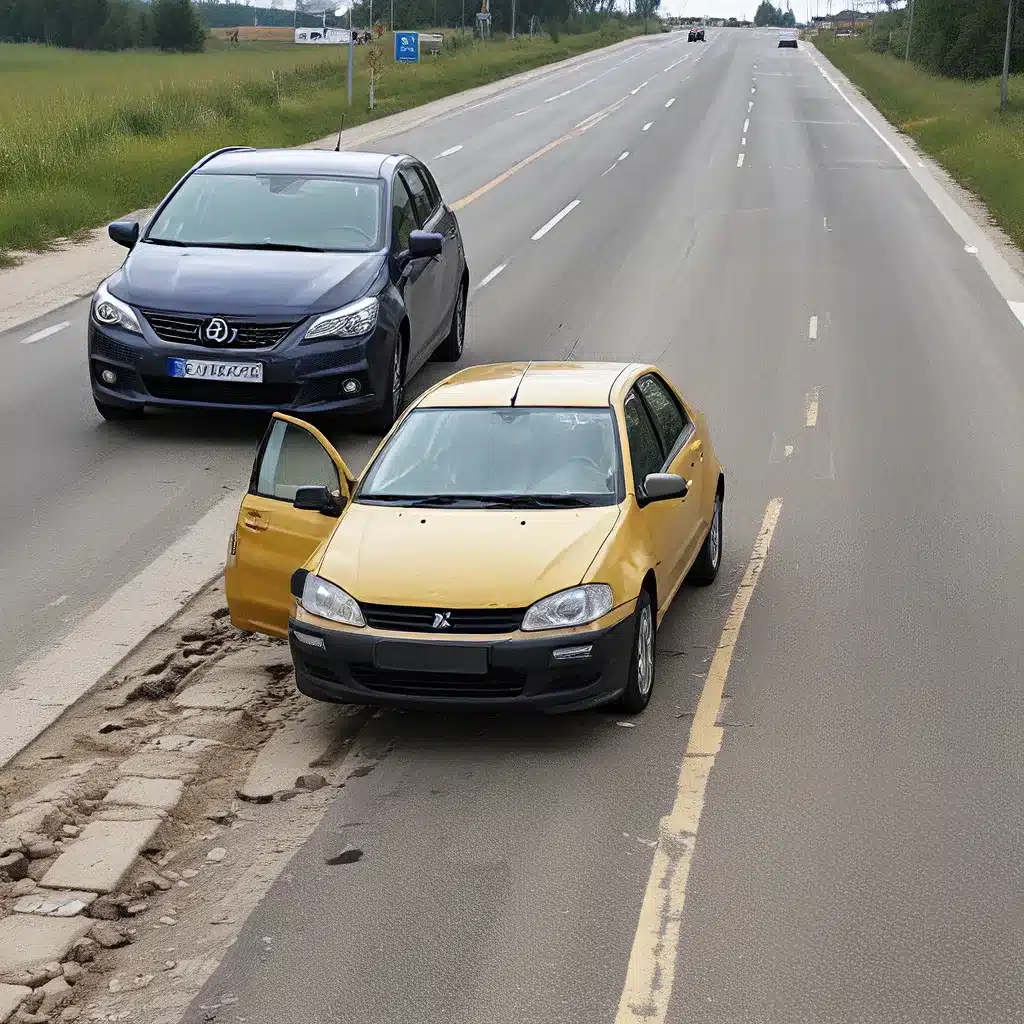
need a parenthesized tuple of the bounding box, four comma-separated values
(1009, 302, 1024, 329)
(435, 144, 463, 158)
(0, 491, 241, 768)
(21, 321, 71, 345)
(808, 55, 910, 170)
(531, 200, 580, 241)
(737, 153, 745, 167)
(476, 263, 507, 289)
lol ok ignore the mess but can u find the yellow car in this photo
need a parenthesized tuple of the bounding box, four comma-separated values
(225, 361, 724, 714)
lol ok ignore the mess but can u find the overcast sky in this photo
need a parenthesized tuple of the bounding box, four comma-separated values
(660, 0, 838, 19)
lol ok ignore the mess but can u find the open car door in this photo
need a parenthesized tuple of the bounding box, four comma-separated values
(225, 412, 356, 638)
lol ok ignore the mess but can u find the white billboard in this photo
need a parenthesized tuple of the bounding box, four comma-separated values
(295, 27, 350, 43)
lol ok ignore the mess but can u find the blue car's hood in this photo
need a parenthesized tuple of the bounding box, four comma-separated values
(109, 242, 387, 316)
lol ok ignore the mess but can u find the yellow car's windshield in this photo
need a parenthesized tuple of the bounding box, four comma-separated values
(356, 406, 623, 507)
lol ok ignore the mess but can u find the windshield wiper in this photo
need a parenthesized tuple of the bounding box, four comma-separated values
(359, 494, 502, 507)
(486, 495, 594, 508)
(143, 240, 327, 252)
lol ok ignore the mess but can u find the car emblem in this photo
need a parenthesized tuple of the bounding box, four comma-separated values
(432, 611, 452, 630)
(203, 317, 234, 345)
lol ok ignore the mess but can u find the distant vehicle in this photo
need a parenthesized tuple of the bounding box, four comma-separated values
(778, 28, 798, 47)
(688, 25, 705, 41)
(90, 148, 469, 432)
(225, 361, 726, 715)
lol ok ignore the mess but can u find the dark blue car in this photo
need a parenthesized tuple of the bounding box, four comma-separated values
(89, 147, 469, 431)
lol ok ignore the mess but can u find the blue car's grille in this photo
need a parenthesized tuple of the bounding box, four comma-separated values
(141, 312, 301, 349)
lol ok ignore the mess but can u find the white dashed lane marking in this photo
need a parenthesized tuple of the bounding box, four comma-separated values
(642, 122, 653, 132)
(20, 321, 71, 345)
(435, 145, 463, 158)
(476, 264, 507, 289)
(532, 200, 580, 241)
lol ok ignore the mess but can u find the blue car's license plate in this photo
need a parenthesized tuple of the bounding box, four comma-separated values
(167, 357, 263, 383)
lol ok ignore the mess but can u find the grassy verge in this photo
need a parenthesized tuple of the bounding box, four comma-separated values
(816, 35, 1024, 250)
(0, 25, 640, 261)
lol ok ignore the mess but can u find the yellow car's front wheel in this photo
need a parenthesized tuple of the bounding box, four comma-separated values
(614, 589, 656, 714)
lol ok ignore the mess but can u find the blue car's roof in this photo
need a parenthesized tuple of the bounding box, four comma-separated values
(198, 148, 397, 179)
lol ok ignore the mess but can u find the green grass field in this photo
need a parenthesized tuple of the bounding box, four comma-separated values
(0, 25, 639, 265)
(816, 35, 1024, 251)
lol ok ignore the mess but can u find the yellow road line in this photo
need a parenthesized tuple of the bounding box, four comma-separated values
(449, 95, 629, 213)
(614, 497, 784, 1024)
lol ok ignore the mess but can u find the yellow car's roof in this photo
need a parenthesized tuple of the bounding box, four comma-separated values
(415, 361, 640, 409)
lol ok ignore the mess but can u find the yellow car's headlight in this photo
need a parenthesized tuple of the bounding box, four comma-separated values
(521, 584, 613, 632)
(299, 574, 365, 628)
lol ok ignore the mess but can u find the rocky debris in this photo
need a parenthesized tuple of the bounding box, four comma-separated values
(205, 848, 226, 864)
(38, 977, 72, 1017)
(22, 837, 58, 861)
(85, 896, 121, 921)
(148, 735, 220, 756)
(123, 900, 148, 916)
(41, 818, 163, 894)
(26, 861, 53, 883)
(101, 777, 183, 813)
(12, 891, 96, 918)
(60, 1007, 82, 1022)
(325, 848, 363, 866)
(66, 940, 96, 966)
(296, 773, 327, 792)
(11, 878, 36, 897)
(116, 751, 196, 782)
(59, 964, 83, 986)
(0, 917, 92, 975)
(180, 869, 198, 880)
(0, 805, 61, 856)
(60, 826, 79, 839)
(88, 922, 128, 950)
(0, 985, 31, 1024)
(131, 870, 172, 896)
(0, 852, 29, 881)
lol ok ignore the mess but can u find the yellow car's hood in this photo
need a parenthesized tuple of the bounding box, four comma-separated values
(317, 502, 622, 608)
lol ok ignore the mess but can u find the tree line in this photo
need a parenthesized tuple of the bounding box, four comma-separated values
(0, 0, 646, 51)
(753, 3, 796, 29)
(863, 0, 1023, 80)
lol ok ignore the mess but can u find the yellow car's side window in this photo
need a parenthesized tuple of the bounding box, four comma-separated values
(623, 393, 664, 494)
(255, 419, 340, 503)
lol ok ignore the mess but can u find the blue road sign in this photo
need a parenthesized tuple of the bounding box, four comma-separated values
(395, 31, 419, 62)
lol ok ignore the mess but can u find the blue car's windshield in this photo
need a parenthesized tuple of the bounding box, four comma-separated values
(145, 172, 384, 253)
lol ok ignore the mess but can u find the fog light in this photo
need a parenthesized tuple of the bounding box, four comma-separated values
(341, 378, 361, 396)
(101, 369, 117, 385)
(552, 644, 594, 662)
(291, 630, 325, 650)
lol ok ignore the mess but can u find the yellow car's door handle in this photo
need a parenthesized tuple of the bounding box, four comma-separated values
(243, 513, 269, 532)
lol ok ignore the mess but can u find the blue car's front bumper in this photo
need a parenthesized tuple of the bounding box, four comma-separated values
(89, 316, 392, 416)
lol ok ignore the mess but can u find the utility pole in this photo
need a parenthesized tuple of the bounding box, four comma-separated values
(390, 0, 394, 31)
(904, 0, 915, 61)
(511, 0, 516, 37)
(1001, 0, 1016, 114)
(347, 2, 354, 105)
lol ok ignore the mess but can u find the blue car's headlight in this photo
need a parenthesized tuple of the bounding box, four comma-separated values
(303, 297, 379, 343)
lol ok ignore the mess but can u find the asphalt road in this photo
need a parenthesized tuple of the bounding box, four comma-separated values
(4, 27, 1023, 1023)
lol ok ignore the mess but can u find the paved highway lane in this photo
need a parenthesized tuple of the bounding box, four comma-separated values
(177, 29, 1024, 1024)
(3, 27, 1022, 1023)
